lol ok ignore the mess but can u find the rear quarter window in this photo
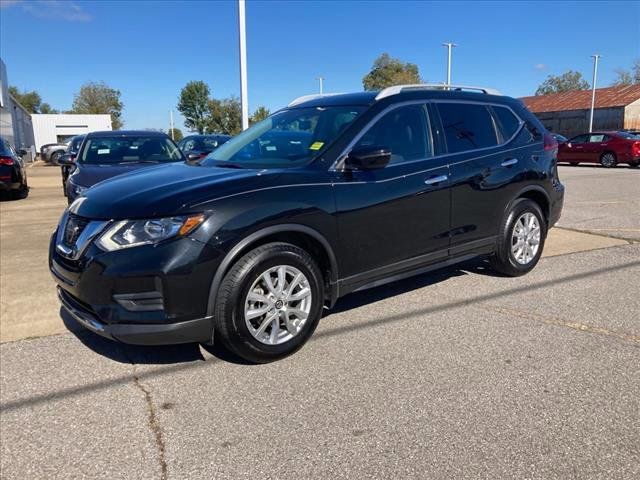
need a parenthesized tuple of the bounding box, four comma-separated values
(437, 103, 499, 154)
(492, 106, 522, 141)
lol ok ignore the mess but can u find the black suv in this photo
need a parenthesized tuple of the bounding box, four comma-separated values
(50, 85, 564, 363)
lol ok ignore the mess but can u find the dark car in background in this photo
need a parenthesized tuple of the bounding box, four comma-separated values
(0, 137, 29, 199)
(178, 134, 231, 161)
(558, 131, 640, 168)
(59, 135, 85, 196)
(62, 130, 185, 202)
(50, 84, 564, 363)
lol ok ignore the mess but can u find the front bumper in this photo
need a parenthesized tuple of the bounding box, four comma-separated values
(50, 228, 224, 345)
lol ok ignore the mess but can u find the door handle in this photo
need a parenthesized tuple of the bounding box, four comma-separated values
(501, 158, 518, 167)
(424, 174, 448, 185)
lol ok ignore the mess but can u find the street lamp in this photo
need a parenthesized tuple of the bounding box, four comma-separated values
(316, 76, 324, 95)
(238, 0, 249, 131)
(442, 42, 457, 86)
(589, 54, 601, 133)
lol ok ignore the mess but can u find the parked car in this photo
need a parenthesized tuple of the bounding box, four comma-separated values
(551, 133, 568, 144)
(178, 134, 231, 161)
(59, 135, 85, 196)
(50, 84, 564, 363)
(0, 137, 29, 199)
(41, 142, 69, 164)
(558, 131, 640, 168)
(60, 130, 185, 203)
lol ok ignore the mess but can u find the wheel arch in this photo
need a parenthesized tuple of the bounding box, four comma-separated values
(206, 224, 339, 319)
(508, 186, 551, 225)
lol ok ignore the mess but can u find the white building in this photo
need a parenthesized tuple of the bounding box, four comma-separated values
(32, 113, 112, 150)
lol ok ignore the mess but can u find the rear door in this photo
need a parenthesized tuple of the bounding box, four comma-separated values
(563, 134, 589, 162)
(334, 102, 451, 286)
(584, 133, 610, 162)
(442, 101, 534, 254)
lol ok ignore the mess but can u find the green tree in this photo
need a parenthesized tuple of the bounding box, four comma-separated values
(206, 96, 242, 135)
(611, 59, 640, 86)
(167, 127, 183, 141)
(39, 103, 59, 114)
(362, 53, 422, 91)
(250, 105, 270, 125)
(8, 86, 42, 113)
(535, 70, 590, 95)
(177, 81, 210, 134)
(71, 81, 124, 129)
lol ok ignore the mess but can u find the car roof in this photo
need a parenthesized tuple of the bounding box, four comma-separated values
(86, 130, 168, 138)
(185, 134, 231, 139)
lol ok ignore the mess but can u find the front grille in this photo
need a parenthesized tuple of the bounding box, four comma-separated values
(63, 214, 91, 247)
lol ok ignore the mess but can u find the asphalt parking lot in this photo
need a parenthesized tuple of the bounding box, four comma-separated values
(1, 164, 639, 479)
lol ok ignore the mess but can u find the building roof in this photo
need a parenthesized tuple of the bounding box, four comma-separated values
(520, 85, 640, 113)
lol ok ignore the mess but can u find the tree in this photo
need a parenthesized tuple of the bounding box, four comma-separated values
(177, 81, 210, 134)
(362, 53, 422, 91)
(206, 96, 242, 135)
(535, 70, 590, 95)
(39, 103, 59, 114)
(8, 86, 42, 113)
(71, 81, 124, 129)
(611, 59, 640, 86)
(250, 105, 270, 125)
(167, 127, 183, 141)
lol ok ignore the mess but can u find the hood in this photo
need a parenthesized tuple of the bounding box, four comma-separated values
(70, 162, 160, 187)
(70, 162, 275, 219)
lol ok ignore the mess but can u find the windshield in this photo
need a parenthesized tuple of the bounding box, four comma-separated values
(202, 106, 365, 168)
(79, 136, 184, 164)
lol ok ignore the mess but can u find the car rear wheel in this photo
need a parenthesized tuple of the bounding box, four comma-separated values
(600, 152, 617, 168)
(50, 151, 64, 164)
(629, 161, 639, 169)
(489, 199, 546, 277)
(213, 242, 324, 363)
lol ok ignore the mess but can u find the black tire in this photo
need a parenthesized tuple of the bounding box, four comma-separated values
(489, 199, 547, 277)
(213, 242, 324, 363)
(600, 152, 617, 168)
(50, 151, 64, 164)
(12, 183, 29, 200)
(629, 161, 639, 169)
(570, 162, 579, 166)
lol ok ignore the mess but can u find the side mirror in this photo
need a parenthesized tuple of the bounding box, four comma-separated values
(187, 152, 202, 161)
(58, 154, 76, 165)
(345, 145, 391, 170)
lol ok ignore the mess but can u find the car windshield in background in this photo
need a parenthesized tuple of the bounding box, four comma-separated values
(618, 131, 640, 139)
(79, 136, 183, 164)
(203, 106, 365, 168)
(202, 136, 228, 149)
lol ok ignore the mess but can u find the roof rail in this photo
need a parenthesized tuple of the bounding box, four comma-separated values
(288, 93, 343, 107)
(375, 83, 502, 101)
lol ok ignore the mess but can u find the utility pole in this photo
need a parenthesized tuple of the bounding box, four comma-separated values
(442, 42, 457, 87)
(316, 76, 324, 94)
(169, 110, 174, 140)
(589, 54, 601, 133)
(238, 0, 249, 131)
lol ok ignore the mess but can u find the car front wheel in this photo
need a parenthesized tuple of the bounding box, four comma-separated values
(490, 199, 546, 277)
(600, 152, 617, 168)
(213, 242, 324, 363)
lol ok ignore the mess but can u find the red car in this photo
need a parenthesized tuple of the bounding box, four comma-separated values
(558, 131, 640, 168)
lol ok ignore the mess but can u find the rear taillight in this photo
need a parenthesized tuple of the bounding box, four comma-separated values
(632, 141, 640, 156)
(543, 133, 558, 151)
(0, 155, 14, 166)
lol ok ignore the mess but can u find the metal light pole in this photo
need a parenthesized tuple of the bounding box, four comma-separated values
(169, 110, 174, 140)
(442, 42, 457, 87)
(316, 76, 324, 95)
(238, 0, 249, 131)
(589, 54, 601, 133)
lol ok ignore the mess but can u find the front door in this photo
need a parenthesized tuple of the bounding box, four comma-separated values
(333, 103, 451, 288)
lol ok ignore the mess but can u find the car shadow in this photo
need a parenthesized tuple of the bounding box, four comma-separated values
(61, 257, 498, 365)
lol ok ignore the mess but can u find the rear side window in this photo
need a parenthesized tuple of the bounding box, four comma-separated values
(492, 106, 522, 140)
(437, 103, 498, 153)
(588, 134, 609, 143)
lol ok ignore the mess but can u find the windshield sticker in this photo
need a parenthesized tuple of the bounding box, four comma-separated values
(309, 141, 324, 150)
(97, 149, 110, 154)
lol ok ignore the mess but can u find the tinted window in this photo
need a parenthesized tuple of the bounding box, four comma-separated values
(438, 103, 498, 153)
(569, 135, 589, 144)
(493, 106, 521, 140)
(354, 104, 431, 164)
(79, 136, 183, 164)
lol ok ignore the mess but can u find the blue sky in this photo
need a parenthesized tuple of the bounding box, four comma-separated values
(1, 0, 639, 131)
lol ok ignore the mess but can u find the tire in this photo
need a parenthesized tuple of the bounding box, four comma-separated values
(629, 161, 639, 169)
(213, 242, 324, 363)
(50, 151, 64, 164)
(489, 199, 546, 277)
(599, 152, 617, 168)
(570, 162, 579, 166)
(12, 183, 29, 200)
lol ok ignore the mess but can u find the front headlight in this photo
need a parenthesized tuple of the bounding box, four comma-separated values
(96, 214, 205, 251)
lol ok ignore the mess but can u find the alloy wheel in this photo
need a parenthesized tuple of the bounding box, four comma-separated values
(511, 212, 541, 265)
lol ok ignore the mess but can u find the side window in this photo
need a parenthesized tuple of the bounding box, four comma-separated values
(588, 134, 608, 143)
(569, 135, 589, 144)
(354, 104, 431, 165)
(177, 139, 185, 150)
(182, 139, 197, 152)
(437, 103, 499, 153)
(492, 106, 522, 141)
